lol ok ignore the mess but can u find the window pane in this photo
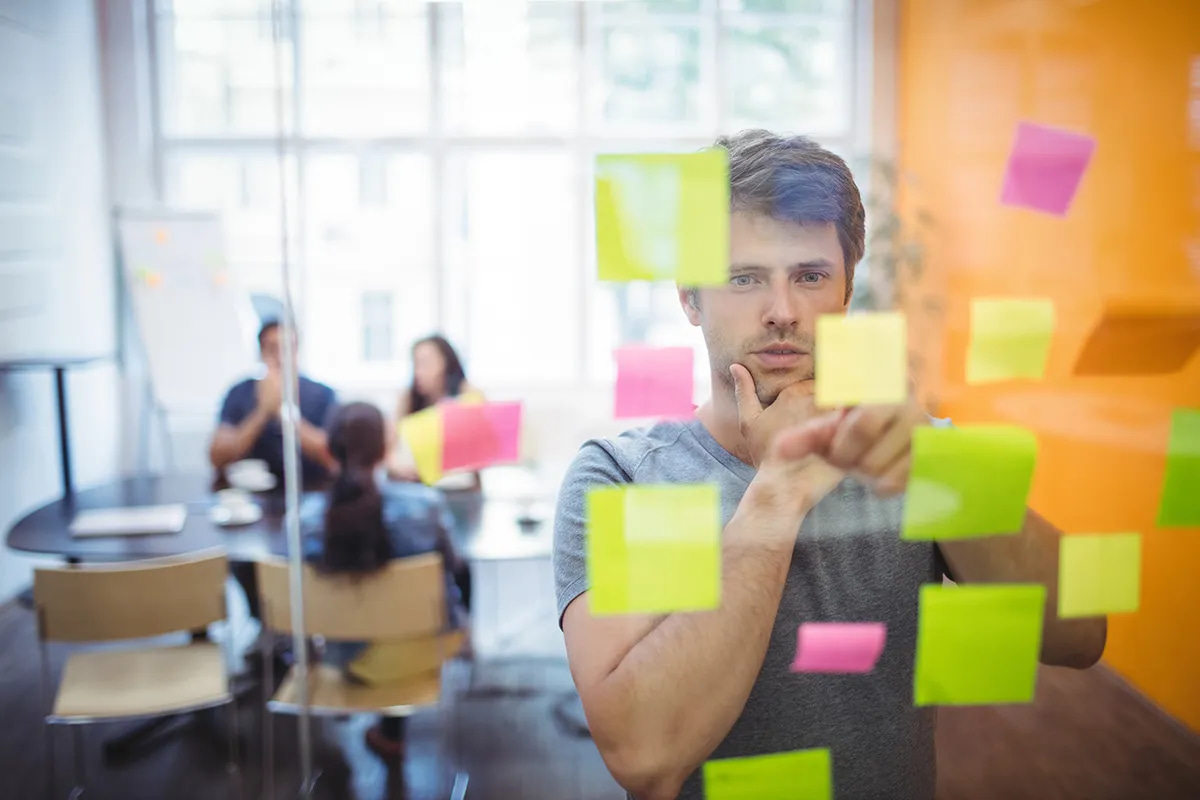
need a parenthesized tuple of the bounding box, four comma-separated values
(361, 290, 395, 362)
(163, 151, 296, 295)
(158, 0, 276, 17)
(303, 152, 435, 383)
(157, 17, 295, 136)
(601, 0, 702, 13)
(440, 1, 577, 134)
(595, 25, 702, 130)
(723, 22, 849, 134)
(444, 152, 578, 386)
(721, 0, 846, 12)
(299, 8, 430, 135)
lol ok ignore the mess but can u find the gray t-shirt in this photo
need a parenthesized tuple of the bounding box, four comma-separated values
(553, 418, 945, 800)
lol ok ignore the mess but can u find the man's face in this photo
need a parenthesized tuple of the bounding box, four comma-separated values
(259, 327, 295, 372)
(682, 211, 849, 407)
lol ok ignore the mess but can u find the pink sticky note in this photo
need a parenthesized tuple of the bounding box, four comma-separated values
(481, 401, 522, 464)
(790, 622, 887, 674)
(441, 401, 522, 472)
(614, 346, 695, 419)
(1000, 122, 1096, 216)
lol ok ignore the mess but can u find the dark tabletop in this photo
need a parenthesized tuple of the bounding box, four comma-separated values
(5, 473, 553, 564)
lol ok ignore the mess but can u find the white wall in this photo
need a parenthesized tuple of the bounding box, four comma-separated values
(0, 0, 120, 600)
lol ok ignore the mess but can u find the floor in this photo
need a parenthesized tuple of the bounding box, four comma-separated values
(3, 557, 1199, 800)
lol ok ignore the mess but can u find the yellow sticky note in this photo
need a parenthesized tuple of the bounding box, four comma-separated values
(398, 407, 443, 485)
(1058, 532, 1141, 618)
(966, 298, 1055, 384)
(703, 748, 832, 800)
(595, 150, 729, 286)
(815, 311, 907, 407)
(586, 484, 721, 615)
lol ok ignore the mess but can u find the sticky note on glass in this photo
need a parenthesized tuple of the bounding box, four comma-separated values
(1000, 122, 1096, 216)
(1058, 532, 1141, 618)
(398, 407, 444, 485)
(1157, 408, 1200, 527)
(703, 748, 832, 800)
(814, 312, 907, 408)
(902, 425, 1036, 541)
(966, 298, 1055, 384)
(614, 346, 694, 419)
(587, 484, 720, 615)
(442, 400, 522, 472)
(595, 150, 729, 286)
(1073, 306, 1200, 376)
(914, 583, 1045, 706)
(790, 622, 886, 674)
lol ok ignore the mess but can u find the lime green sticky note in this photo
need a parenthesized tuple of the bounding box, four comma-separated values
(1157, 408, 1200, 528)
(1058, 532, 1141, 618)
(966, 298, 1056, 384)
(595, 150, 729, 286)
(901, 425, 1036, 540)
(815, 312, 908, 408)
(914, 583, 1045, 706)
(586, 484, 721, 615)
(703, 748, 832, 800)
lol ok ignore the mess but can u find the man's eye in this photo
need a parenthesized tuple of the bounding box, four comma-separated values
(730, 274, 755, 287)
(798, 272, 826, 284)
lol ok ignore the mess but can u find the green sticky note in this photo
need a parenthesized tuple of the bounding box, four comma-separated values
(901, 425, 1036, 540)
(595, 151, 729, 286)
(703, 748, 832, 800)
(1058, 532, 1141, 618)
(914, 583, 1045, 706)
(815, 311, 908, 408)
(966, 298, 1056, 384)
(1157, 408, 1200, 528)
(586, 484, 721, 615)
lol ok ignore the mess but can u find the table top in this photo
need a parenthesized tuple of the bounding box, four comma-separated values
(5, 473, 554, 564)
(0, 354, 111, 371)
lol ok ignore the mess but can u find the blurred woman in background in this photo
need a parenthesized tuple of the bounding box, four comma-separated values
(303, 401, 471, 761)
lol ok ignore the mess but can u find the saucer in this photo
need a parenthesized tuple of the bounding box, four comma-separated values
(210, 503, 263, 527)
(227, 470, 277, 493)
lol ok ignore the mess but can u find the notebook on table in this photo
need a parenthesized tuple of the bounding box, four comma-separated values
(69, 504, 188, 537)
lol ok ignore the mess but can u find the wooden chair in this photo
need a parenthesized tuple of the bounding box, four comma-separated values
(255, 552, 469, 799)
(33, 548, 237, 799)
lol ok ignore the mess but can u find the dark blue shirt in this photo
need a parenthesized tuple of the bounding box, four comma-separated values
(217, 375, 337, 482)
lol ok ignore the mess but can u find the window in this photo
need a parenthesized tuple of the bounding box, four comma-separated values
(153, 0, 865, 388)
(362, 290, 395, 362)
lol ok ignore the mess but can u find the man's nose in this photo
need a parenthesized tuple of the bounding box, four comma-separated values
(762, 279, 800, 329)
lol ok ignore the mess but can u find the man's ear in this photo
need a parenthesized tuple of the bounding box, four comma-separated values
(678, 286, 701, 326)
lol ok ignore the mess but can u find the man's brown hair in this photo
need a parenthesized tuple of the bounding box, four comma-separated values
(714, 129, 865, 302)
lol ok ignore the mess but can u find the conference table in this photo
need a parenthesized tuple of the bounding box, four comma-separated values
(5, 472, 554, 566)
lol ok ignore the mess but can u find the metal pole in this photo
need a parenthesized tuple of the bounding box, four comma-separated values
(270, 0, 313, 793)
(53, 367, 73, 498)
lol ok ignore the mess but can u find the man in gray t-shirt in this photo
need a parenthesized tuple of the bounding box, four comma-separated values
(553, 131, 1105, 800)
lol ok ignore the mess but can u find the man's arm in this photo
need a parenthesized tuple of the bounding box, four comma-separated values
(297, 418, 336, 471)
(937, 510, 1107, 669)
(561, 423, 844, 800)
(209, 408, 273, 470)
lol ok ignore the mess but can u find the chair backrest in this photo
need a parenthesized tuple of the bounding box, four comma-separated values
(33, 549, 229, 643)
(255, 552, 446, 641)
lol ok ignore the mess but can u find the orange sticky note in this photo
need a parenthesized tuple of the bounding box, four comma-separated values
(154, 227, 170, 245)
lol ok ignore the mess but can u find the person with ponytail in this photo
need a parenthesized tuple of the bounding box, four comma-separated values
(300, 401, 470, 762)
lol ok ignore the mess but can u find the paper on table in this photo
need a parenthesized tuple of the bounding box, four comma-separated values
(966, 298, 1055, 384)
(702, 748, 832, 800)
(1157, 408, 1200, 528)
(1000, 122, 1096, 216)
(614, 346, 694, 419)
(595, 150, 729, 286)
(70, 504, 188, 537)
(398, 406, 444, 485)
(914, 583, 1045, 706)
(815, 312, 907, 408)
(790, 622, 887, 673)
(1058, 532, 1141, 618)
(586, 484, 721, 615)
(901, 425, 1037, 541)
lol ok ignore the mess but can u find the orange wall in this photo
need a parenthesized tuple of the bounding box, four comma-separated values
(896, 0, 1200, 731)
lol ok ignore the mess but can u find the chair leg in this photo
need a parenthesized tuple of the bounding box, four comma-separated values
(43, 724, 54, 800)
(70, 725, 85, 799)
(263, 638, 275, 800)
(227, 700, 241, 798)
